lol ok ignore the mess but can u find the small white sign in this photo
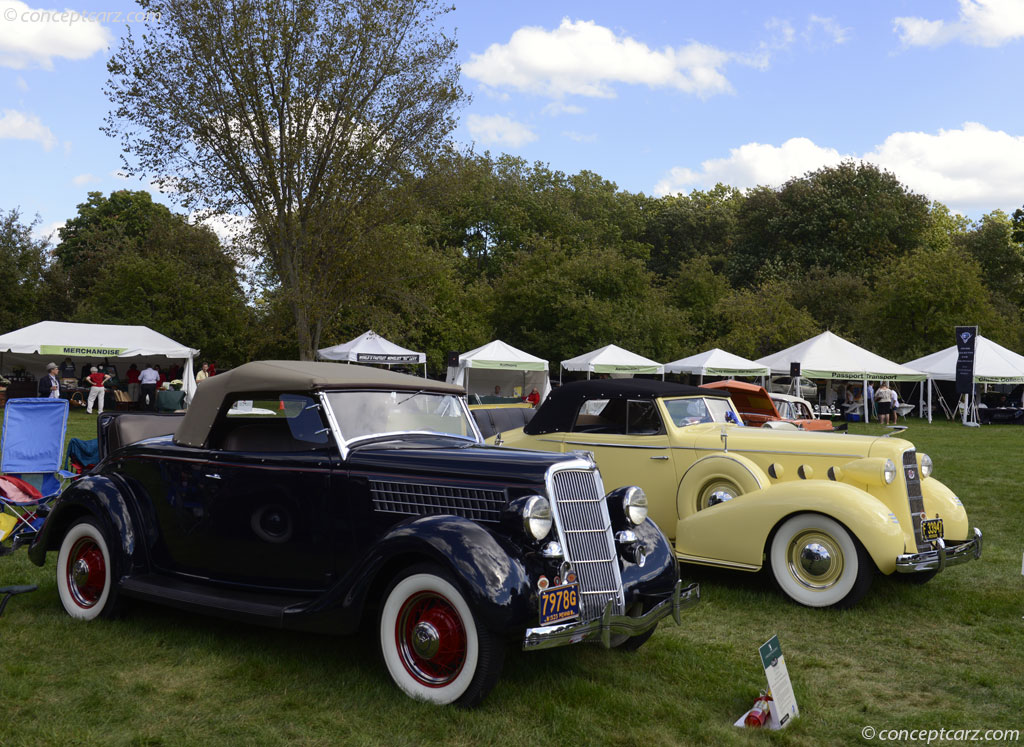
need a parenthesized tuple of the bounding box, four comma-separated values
(759, 635, 799, 728)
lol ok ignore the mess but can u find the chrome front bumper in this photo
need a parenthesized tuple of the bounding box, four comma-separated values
(522, 580, 699, 651)
(895, 527, 983, 573)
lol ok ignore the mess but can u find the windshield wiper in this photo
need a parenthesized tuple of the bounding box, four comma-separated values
(396, 389, 425, 406)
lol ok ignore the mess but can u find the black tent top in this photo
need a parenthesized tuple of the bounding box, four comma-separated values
(524, 378, 728, 435)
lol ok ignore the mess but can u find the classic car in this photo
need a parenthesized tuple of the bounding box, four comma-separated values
(701, 379, 833, 431)
(28, 361, 696, 707)
(497, 379, 982, 609)
(769, 376, 818, 400)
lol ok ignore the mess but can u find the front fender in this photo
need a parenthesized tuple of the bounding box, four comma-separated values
(332, 515, 534, 635)
(921, 477, 970, 541)
(675, 480, 906, 574)
(28, 475, 137, 571)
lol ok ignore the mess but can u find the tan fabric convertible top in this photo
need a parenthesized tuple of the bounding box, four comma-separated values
(175, 360, 463, 448)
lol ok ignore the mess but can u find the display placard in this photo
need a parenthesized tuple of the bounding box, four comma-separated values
(759, 635, 799, 728)
(789, 361, 801, 378)
(955, 326, 978, 395)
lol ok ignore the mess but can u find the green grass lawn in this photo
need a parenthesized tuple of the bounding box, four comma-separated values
(1, 410, 1022, 745)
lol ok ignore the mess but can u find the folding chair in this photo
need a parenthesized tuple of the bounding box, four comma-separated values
(0, 398, 74, 553)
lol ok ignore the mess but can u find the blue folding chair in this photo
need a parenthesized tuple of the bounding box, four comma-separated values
(0, 398, 74, 553)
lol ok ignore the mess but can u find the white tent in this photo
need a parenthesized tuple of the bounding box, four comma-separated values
(0, 320, 199, 402)
(446, 339, 550, 402)
(756, 331, 925, 422)
(904, 335, 1024, 422)
(317, 330, 426, 377)
(560, 344, 664, 382)
(664, 348, 770, 384)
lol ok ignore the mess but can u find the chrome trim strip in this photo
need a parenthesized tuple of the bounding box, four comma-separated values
(522, 581, 699, 651)
(895, 528, 983, 573)
(669, 446, 865, 459)
(563, 440, 669, 450)
(675, 553, 761, 571)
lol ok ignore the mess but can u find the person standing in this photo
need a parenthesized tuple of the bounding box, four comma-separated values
(139, 363, 160, 411)
(890, 385, 900, 425)
(37, 362, 61, 398)
(195, 362, 210, 383)
(85, 366, 111, 414)
(126, 363, 141, 403)
(874, 381, 892, 426)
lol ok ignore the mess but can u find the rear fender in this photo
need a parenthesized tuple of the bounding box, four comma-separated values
(28, 475, 137, 571)
(676, 452, 770, 519)
(675, 480, 905, 574)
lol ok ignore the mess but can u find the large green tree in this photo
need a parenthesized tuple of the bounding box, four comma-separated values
(0, 209, 51, 333)
(104, 0, 466, 359)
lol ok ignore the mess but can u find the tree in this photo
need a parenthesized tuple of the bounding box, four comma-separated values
(0, 209, 50, 332)
(105, 0, 466, 359)
(711, 281, 819, 360)
(644, 184, 741, 277)
(956, 210, 1024, 304)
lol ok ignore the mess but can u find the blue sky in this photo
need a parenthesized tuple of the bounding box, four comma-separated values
(3, 0, 1024, 241)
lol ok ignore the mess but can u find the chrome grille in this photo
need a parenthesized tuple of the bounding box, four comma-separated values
(902, 449, 929, 551)
(549, 468, 624, 621)
(370, 480, 505, 523)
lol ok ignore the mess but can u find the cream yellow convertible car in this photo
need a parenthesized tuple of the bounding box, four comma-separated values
(495, 379, 982, 608)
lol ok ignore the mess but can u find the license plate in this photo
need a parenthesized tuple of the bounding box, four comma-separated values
(921, 518, 944, 541)
(538, 583, 580, 626)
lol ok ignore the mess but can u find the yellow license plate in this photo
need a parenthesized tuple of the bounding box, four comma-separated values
(539, 583, 580, 626)
(921, 518, 944, 541)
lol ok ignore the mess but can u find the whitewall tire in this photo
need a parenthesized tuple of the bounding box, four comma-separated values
(769, 514, 873, 609)
(56, 517, 118, 620)
(379, 565, 503, 707)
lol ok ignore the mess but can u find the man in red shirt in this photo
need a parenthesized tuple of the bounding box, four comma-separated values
(86, 366, 111, 414)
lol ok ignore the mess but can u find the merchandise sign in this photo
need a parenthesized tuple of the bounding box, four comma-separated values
(954, 326, 978, 395)
(759, 635, 799, 728)
(39, 345, 126, 357)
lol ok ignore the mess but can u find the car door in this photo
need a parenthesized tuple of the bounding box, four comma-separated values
(558, 397, 680, 534)
(171, 393, 340, 591)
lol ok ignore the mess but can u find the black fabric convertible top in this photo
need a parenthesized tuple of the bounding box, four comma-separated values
(524, 378, 727, 435)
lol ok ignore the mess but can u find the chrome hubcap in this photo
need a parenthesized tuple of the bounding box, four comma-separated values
(798, 542, 832, 576)
(412, 622, 440, 660)
(707, 489, 735, 507)
(72, 558, 91, 588)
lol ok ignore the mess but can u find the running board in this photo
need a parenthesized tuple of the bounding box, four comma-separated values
(119, 575, 314, 627)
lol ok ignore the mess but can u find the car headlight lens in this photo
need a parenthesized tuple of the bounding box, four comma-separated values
(623, 486, 648, 526)
(919, 453, 933, 479)
(522, 495, 553, 540)
(883, 459, 897, 484)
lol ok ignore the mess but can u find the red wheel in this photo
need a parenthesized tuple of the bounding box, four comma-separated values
(56, 518, 119, 620)
(380, 565, 504, 706)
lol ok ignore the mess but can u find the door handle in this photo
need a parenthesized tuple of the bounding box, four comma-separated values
(204, 473, 222, 480)
(649, 455, 669, 461)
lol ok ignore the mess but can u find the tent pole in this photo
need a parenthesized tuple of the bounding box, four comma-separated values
(862, 378, 869, 423)
(927, 379, 933, 424)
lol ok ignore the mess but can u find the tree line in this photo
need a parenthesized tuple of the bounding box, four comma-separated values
(4, 155, 1024, 374)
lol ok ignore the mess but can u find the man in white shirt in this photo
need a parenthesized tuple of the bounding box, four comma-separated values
(139, 364, 160, 411)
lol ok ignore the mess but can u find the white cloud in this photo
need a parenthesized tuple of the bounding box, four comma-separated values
(807, 15, 851, 46)
(654, 123, 1024, 213)
(15, 74, 28, 90)
(895, 0, 1024, 47)
(72, 172, 97, 185)
(463, 18, 736, 99)
(0, 0, 112, 69)
(32, 218, 63, 242)
(542, 101, 585, 116)
(466, 113, 538, 148)
(0, 107, 56, 149)
(562, 130, 597, 144)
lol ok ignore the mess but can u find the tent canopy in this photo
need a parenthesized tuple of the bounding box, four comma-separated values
(317, 330, 426, 375)
(664, 348, 770, 378)
(446, 339, 550, 401)
(561, 344, 663, 377)
(0, 321, 199, 400)
(756, 331, 925, 382)
(904, 335, 1024, 384)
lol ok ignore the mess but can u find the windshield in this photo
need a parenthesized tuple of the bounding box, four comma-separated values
(325, 390, 477, 444)
(662, 397, 743, 427)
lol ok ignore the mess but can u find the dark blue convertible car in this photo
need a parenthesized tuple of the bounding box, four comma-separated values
(30, 361, 697, 706)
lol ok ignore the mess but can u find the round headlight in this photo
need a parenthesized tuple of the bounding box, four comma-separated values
(623, 486, 648, 526)
(883, 459, 897, 484)
(522, 495, 553, 540)
(919, 453, 933, 479)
